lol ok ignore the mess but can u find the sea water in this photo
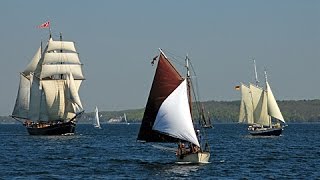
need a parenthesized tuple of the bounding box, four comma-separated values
(0, 123, 319, 179)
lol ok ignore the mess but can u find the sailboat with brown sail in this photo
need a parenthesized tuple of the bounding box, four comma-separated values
(11, 24, 85, 135)
(137, 49, 210, 163)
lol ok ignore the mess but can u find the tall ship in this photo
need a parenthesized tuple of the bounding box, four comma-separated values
(238, 59, 286, 136)
(11, 27, 85, 135)
(137, 49, 210, 163)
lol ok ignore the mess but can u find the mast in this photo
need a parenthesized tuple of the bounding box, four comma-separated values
(59, 32, 63, 80)
(159, 48, 167, 58)
(40, 41, 43, 55)
(252, 58, 259, 86)
(48, 21, 52, 39)
(185, 55, 192, 118)
(137, 48, 184, 143)
(264, 69, 272, 127)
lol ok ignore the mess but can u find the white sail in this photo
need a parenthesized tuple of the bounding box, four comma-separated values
(39, 90, 49, 121)
(249, 84, 269, 126)
(42, 80, 66, 120)
(23, 46, 41, 75)
(47, 39, 77, 52)
(43, 52, 81, 64)
(94, 106, 101, 128)
(67, 73, 83, 110)
(239, 83, 254, 124)
(153, 80, 200, 147)
(12, 74, 31, 118)
(40, 64, 84, 79)
(124, 113, 128, 123)
(74, 80, 82, 92)
(28, 76, 42, 120)
(266, 82, 285, 123)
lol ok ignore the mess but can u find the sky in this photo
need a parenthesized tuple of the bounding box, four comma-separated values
(0, 1, 319, 115)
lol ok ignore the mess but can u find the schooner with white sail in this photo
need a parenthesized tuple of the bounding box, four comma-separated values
(238, 60, 286, 136)
(11, 27, 85, 135)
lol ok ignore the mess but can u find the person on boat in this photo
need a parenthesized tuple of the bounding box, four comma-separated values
(176, 142, 186, 158)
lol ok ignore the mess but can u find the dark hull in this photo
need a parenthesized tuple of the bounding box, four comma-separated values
(26, 121, 76, 135)
(249, 127, 282, 136)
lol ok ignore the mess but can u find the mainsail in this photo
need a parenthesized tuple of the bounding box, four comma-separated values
(137, 52, 186, 143)
(12, 36, 84, 123)
(239, 83, 254, 124)
(249, 84, 269, 126)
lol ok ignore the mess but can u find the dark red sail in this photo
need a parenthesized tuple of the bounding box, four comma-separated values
(137, 52, 183, 142)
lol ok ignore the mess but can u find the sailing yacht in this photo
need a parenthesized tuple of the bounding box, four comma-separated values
(11, 31, 85, 135)
(123, 113, 130, 125)
(238, 60, 286, 136)
(93, 106, 101, 128)
(137, 49, 210, 163)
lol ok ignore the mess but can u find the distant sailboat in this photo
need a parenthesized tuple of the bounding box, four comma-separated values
(93, 106, 101, 129)
(200, 104, 213, 128)
(11, 28, 85, 135)
(123, 113, 130, 125)
(238, 59, 286, 136)
(137, 49, 210, 163)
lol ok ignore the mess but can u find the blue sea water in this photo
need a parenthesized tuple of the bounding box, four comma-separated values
(0, 123, 319, 179)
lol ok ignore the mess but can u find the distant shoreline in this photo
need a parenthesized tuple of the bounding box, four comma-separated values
(2, 99, 320, 123)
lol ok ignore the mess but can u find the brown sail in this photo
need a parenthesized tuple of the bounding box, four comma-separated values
(137, 52, 184, 142)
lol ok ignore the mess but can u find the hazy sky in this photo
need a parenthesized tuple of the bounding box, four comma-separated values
(0, 1, 319, 115)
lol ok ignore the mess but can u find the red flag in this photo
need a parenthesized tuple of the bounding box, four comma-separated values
(37, 21, 50, 28)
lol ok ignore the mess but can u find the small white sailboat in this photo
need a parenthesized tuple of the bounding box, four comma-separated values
(123, 113, 130, 125)
(238, 59, 286, 136)
(137, 49, 210, 163)
(93, 106, 101, 129)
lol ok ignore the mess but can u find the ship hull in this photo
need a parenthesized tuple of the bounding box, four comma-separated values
(176, 151, 210, 164)
(249, 127, 282, 136)
(26, 121, 76, 135)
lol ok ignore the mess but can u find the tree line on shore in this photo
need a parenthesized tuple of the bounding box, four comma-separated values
(2, 100, 320, 124)
(79, 99, 320, 124)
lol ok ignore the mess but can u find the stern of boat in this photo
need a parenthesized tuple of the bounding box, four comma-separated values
(176, 151, 210, 164)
